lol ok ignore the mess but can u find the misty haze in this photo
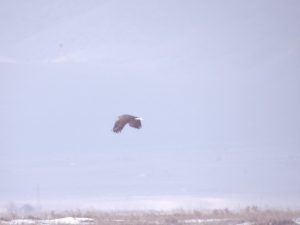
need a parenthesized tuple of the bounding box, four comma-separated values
(1, 0, 300, 222)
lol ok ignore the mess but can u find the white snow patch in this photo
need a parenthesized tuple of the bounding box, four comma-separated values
(182, 219, 254, 224)
(182, 218, 228, 223)
(2, 217, 94, 225)
(47, 217, 93, 224)
(293, 218, 300, 224)
(4, 220, 35, 225)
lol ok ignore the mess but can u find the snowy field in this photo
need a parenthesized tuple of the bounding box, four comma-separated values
(1, 196, 300, 224)
(1, 218, 93, 225)
(2, 216, 300, 225)
(1, 208, 300, 225)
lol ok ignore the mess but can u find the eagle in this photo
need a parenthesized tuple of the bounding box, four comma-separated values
(112, 114, 143, 133)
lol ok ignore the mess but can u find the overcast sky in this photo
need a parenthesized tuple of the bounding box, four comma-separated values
(1, 0, 300, 210)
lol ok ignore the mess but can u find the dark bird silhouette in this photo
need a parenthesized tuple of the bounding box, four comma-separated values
(112, 114, 143, 133)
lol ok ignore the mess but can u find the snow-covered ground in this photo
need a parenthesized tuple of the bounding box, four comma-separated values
(2, 217, 300, 225)
(1, 218, 93, 225)
(182, 218, 229, 223)
(181, 218, 300, 224)
(294, 218, 300, 224)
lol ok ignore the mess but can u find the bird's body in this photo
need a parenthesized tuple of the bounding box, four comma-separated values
(112, 114, 142, 133)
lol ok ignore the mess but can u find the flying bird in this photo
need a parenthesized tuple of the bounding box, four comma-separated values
(112, 114, 143, 133)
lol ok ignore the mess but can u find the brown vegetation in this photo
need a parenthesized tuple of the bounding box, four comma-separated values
(0, 206, 300, 225)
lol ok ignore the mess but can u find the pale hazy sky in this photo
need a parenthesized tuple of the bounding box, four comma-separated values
(1, 0, 300, 210)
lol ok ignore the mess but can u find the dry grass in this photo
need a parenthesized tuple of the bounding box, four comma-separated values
(1, 206, 300, 225)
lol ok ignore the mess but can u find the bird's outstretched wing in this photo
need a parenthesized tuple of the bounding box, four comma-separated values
(112, 118, 128, 133)
(129, 119, 142, 129)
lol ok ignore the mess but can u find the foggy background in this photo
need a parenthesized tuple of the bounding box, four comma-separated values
(1, 0, 300, 210)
